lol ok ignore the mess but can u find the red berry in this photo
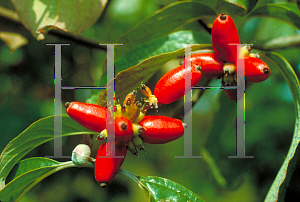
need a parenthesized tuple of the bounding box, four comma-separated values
(66, 102, 107, 132)
(212, 13, 240, 63)
(138, 115, 185, 144)
(95, 142, 127, 187)
(153, 64, 202, 104)
(183, 53, 224, 78)
(114, 116, 134, 146)
(242, 56, 271, 83)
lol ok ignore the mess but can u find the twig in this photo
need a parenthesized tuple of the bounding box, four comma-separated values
(48, 29, 107, 51)
(0, 6, 107, 51)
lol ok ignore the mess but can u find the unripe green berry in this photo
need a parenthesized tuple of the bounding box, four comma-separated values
(132, 123, 145, 136)
(223, 63, 236, 75)
(127, 141, 139, 157)
(132, 136, 145, 152)
(72, 144, 91, 167)
(132, 136, 143, 147)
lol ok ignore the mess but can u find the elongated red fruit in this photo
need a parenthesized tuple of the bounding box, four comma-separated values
(95, 142, 127, 187)
(153, 65, 202, 104)
(183, 53, 224, 78)
(243, 56, 271, 83)
(114, 116, 134, 146)
(212, 13, 240, 63)
(66, 102, 107, 132)
(138, 115, 185, 144)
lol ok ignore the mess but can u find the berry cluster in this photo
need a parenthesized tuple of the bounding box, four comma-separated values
(66, 13, 271, 188)
(211, 13, 271, 100)
(155, 13, 271, 103)
(65, 88, 185, 187)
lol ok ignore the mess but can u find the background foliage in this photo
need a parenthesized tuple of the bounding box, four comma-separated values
(0, 0, 300, 201)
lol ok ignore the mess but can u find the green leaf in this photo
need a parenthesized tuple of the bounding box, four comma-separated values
(263, 52, 300, 201)
(114, 29, 212, 74)
(119, 169, 205, 202)
(0, 158, 93, 202)
(193, 0, 219, 11)
(6, 157, 60, 183)
(86, 89, 103, 104)
(112, 1, 216, 71)
(221, 0, 258, 15)
(10, 0, 108, 40)
(97, 44, 213, 106)
(247, 3, 300, 30)
(140, 176, 205, 202)
(0, 115, 97, 189)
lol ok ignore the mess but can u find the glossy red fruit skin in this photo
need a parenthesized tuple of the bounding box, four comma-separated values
(212, 13, 240, 63)
(95, 142, 127, 186)
(183, 53, 224, 78)
(138, 115, 184, 144)
(153, 65, 202, 104)
(114, 116, 134, 146)
(66, 102, 107, 132)
(242, 56, 271, 83)
(223, 81, 248, 101)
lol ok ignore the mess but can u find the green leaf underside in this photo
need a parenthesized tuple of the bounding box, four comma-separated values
(114, 29, 212, 74)
(264, 53, 300, 201)
(222, 0, 258, 15)
(114, 1, 216, 60)
(10, 0, 107, 40)
(97, 44, 213, 106)
(0, 115, 95, 189)
(140, 176, 205, 202)
(108, 1, 216, 76)
(247, 3, 300, 30)
(0, 158, 83, 202)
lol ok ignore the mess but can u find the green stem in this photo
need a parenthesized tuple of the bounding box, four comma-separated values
(264, 53, 300, 201)
(200, 148, 226, 187)
(118, 169, 150, 196)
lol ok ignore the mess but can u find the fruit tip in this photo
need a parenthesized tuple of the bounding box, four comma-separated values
(220, 13, 227, 21)
(263, 67, 270, 74)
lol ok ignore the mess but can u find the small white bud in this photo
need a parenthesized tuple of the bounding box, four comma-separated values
(72, 144, 91, 167)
